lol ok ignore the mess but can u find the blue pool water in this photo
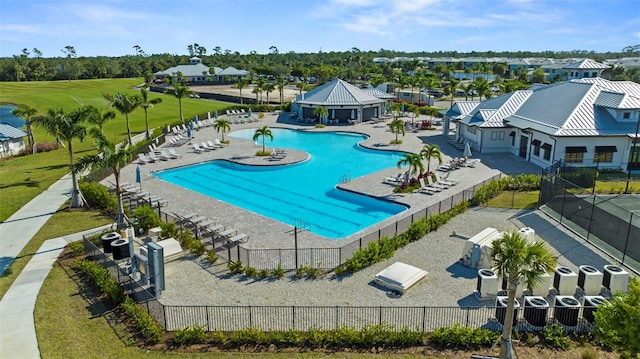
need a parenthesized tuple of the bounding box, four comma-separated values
(154, 128, 406, 238)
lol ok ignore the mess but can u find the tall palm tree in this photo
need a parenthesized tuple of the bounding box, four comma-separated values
(420, 144, 443, 174)
(447, 77, 461, 109)
(464, 82, 476, 101)
(103, 92, 142, 145)
(11, 104, 38, 154)
(214, 118, 231, 142)
(397, 153, 424, 181)
(75, 129, 132, 228)
(263, 83, 275, 107)
(85, 105, 115, 135)
(33, 106, 91, 208)
(275, 75, 288, 109)
(140, 88, 162, 140)
(252, 125, 273, 153)
(388, 119, 405, 143)
(234, 77, 249, 105)
(164, 82, 193, 124)
(313, 106, 328, 124)
(474, 77, 490, 101)
(252, 87, 261, 104)
(489, 232, 557, 359)
(255, 77, 266, 104)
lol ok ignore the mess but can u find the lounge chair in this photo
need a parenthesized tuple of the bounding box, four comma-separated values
(201, 142, 215, 151)
(218, 228, 237, 238)
(148, 152, 164, 161)
(465, 158, 481, 167)
(207, 140, 222, 149)
(418, 178, 439, 194)
(427, 175, 448, 190)
(168, 148, 181, 158)
(214, 139, 226, 147)
(192, 143, 204, 153)
(228, 233, 248, 244)
(138, 153, 153, 163)
(160, 150, 174, 160)
(202, 223, 224, 234)
(436, 173, 459, 186)
(383, 173, 404, 185)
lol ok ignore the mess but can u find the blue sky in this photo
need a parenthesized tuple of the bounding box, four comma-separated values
(1, 0, 638, 58)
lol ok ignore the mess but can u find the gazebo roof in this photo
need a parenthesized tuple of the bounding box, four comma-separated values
(297, 78, 385, 106)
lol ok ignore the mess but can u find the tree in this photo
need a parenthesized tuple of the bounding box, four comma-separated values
(420, 144, 443, 174)
(464, 82, 476, 101)
(474, 77, 490, 101)
(75, 129, 132, 228)
(11, 104, 38, 154)
(397, 153, 424, 180)
(140, 88, 162, 140)
(252, 87, 261, 104)
(164, 82, 193, 123)
(313, 106, 328, 124)
(263, 83, 275, 107)
(234, 77, 249, 105)
(388, 119, 406, 143)
(214, 118, 231, 142)
(84, 105, 115, 135)
(594, 277, 640, 358)
(252, 126, 273, 153)
(447, 77, 461, 108)
(489, 232, 557, 359)
(275, 75, 288, 109)
(33, 107, 91, 208)
(532, 68, 547, 84)
(103, 92, 142, 145)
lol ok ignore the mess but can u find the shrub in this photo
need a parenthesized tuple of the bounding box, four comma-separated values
(68, 241, 85, 257)
(244, 266, 258, 278)
(209, 330, 227, 346)
(541, 324, 571, 350)
(295, 266, 305, 279)
(177, 229, 195, 250)
(334, 266, 347, 277)
(271, 263, 284, 279)
(227, 260, 244, 274)
(160, 221, 179, 239)
(171, 324, 207, 346)
(269, 329, 303, 347)
(229, 328, 267, 347)
(315, 123, 326, 128)
(303, 264, 324, 279)
(77, 259, 125, 305)
(206, 249, 218, 264)
(79, 181, 117, 214)
(120, 296, 163, 344)
(431, 324, 499, 349)
(258, 269, 269, 279)
(132, 206, 162, 234)
(190, 240, 206, 256)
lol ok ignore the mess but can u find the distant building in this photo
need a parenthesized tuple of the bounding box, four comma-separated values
(0, 124, 28, 158)
(154, 57, 249, 84)
(442, 78, 640, 171)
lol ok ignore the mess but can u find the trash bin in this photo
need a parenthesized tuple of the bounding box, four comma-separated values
(111, 238, 130, 260)
(100, 232, 120, 254)
(554, 295, 581, 326)
(524, 296, 549, 327)
(582, 296, 606, 324)
(496, 296, 520, 326)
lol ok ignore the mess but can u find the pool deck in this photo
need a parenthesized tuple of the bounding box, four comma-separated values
(108, 112, 541, 250)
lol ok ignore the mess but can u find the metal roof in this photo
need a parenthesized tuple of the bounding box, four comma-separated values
(0, 124, 28, 141)
(216, 66, 250, 76)
(361, 87, 396, 99)
(296, 78, 385, 106)
(564, 59, 610, 70)
(155, 63, 212, 77)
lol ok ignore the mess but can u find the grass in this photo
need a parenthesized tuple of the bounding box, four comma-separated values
(0, 78, 231, 222)
(486, 190, 540, 209)
(0, 204, 113, 299)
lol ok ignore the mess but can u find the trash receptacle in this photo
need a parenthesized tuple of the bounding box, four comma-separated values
(554, 295, 581, 326)
(524, 296, 549, 327)
(101, 232, 120, 254)
(496, 296, 520, 326)
(111, 238, 130, 260)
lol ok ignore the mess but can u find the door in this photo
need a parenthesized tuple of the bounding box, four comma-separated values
(519, 135, 528, 158)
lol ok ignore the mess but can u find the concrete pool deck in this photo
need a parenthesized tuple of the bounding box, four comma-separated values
(110, 111, 541, 251)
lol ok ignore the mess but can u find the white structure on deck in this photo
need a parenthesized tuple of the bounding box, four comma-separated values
(0, 124, 28, 158)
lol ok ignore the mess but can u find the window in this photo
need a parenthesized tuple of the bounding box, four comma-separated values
(542, 143, 552, 160)
(510, 131, 516, 146)
(564, 146, 587, 163)
(532, 139, 541, 156)
(592, 72, 597, 77)
(498, 131, 505, 140)
(594, 146, 617, 163)
(491, 131, 497, 140)
(623, 112, 631, 119)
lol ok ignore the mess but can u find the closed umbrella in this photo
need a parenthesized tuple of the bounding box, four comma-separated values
(323, 113, 327, 124)
(464, 142, 472, 158)
(135, 166, 142, 190)
(374, 107, 378, 118)
(187, 123, 192, 138)
(331, 109, 335, 119)
(351, 109, 355, 119)
(248, 108, 252, 118)
(401, 103, 405, 116)
(195, 115, 199, 124)
(214, 110, 218, 119)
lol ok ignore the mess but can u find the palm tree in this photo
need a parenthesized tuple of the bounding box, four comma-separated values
(164, 82, 193, 124)
(388, 119, 405, 143)
(255, 77, 266, 104)
(397, 153, 424, 181)
(103, 92, 142, 145)
(447, 77, 461, 108)
(33, 107, 91, 208)
(252, 125, 273, 154)
(214, 118, 231, 142)
(140, 88, 162, 140)
(263, 83, 275, 107)
(275, 75, 288, 109)
(75, 129, 132, 228)
(313, 106, 328, 124)
(420, 144, 443, 174)
(489, 232, 557, 359)
(11, 104, 38, 154)
(85, 105, 115, 135)
(474, 77, 490, 101)
(252, 87, 261, 104)
(464, 82, 476, 101)
(234, 77, 249, 105)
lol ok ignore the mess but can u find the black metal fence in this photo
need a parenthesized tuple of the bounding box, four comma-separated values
(539, 162, 640, 272)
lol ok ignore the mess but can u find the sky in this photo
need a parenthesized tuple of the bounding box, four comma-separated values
(0, 0, 639, 58)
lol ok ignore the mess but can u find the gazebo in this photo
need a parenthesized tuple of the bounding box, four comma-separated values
(292, 79, 386, 124)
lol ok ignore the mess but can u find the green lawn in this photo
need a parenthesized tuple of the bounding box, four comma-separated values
(0, 78, 230, 222)
(486, 191, 540, 210)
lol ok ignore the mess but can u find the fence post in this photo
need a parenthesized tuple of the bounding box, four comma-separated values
(422, 306, 426, 332)
(249, 306, 252, 328)
(335, 306, 339, 330)
(379, 306, 382, 325)
(292, 306, 295, 330)
(206, 305, 210, 331)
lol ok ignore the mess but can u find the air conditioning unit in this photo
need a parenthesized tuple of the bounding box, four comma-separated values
(554, 295, 581, 326)
(476, 269, 499, 299)
(553, 266, 578, 295)
(529, 272, 552, 297)
(100, 232, 120, 254)
(111, 238, 130, 260)
(582, 296, 606, 324)
(603, 265, 629, 295)
(578, 265, 603, 296)
(523, 296, 549, 327)
(518, 227, 535, 242)
(495, 296, 520, 326)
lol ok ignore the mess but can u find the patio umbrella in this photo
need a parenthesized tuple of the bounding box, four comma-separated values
(214, 110, 218, 119)
(187, 124, 192, 138)
(248, 108, 252, 118)
(464, 142, 472, 158)
(374, 107, 378, 118)
(331, 109, 335, 120)
(135, 166, 142, 190)
(195, 115, 199, 124)
(351, 109, 355, 119)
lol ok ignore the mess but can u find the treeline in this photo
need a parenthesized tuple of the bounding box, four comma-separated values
(1, 46, 639, 83)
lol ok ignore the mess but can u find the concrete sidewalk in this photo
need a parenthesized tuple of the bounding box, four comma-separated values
(0, 225, 111, 359)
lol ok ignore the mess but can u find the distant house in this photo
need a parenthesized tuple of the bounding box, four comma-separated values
(442, 78, 640, 171)
(154, 57, 249, 84)
(0, 124, 28, 158)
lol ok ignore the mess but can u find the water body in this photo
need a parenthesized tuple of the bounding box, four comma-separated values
(0, 106, 26, 128)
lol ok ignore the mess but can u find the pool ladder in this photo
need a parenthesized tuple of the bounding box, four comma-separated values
(339, 173, 351, 184)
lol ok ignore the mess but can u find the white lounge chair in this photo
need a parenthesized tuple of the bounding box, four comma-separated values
(427, 175, 448, 190)
(418, 178, 439, 194)
(214, 139, 226, 147)
(207, 140, 222, 149)
(218, 228, 237, 238)
(148, 152, 164, 161)
(160, 150, 173, 160)
(228, 233, 248, 244)
(168, 148, 181, 158)
(383, 173, 404, 185)
(138, 153, 153, 164)
(436, 173, 458, 186)
(192, 144, 204, 153)
(201, 142, 215, 151)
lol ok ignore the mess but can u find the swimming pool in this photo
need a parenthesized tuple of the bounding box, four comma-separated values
(154, 128, 406, 238)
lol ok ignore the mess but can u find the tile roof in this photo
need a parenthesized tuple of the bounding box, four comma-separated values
(0, 124, 28, 141)
(297, 78, 385, 106)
